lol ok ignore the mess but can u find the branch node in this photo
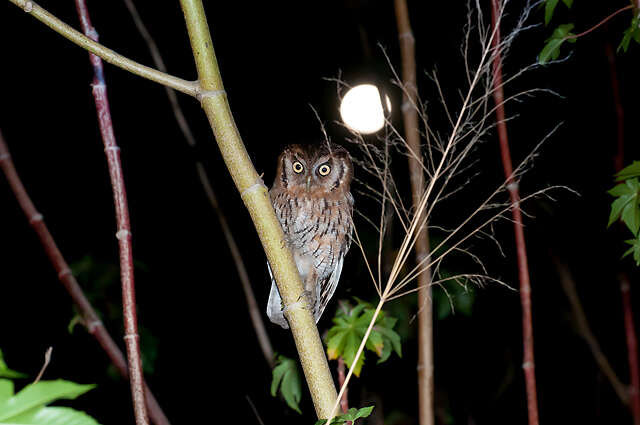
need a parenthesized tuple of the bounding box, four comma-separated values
(196, 88, 226, 103)
(522, 361, 534, 370)
(506, 182, 519, 192)
(123, 333, 139, 341)
(116, 229, 131, 240)
(86, 319, 103, 332)
(240, 179, 268, 200)
(283, 299, 307, 316)
(0, 153, 10, 162)
(23, 1, 33, 13)
(57, 267, 72, 279)
(104, 146, 120, 153)
(29, 213, 43, 224)
(398, 31, 415, 42)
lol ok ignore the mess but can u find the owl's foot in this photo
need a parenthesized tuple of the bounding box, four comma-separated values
(282, 290, 315, 316)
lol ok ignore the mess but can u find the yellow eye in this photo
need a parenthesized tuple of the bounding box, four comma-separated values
(318, 164, 331, 176)
(292, 161, 304, 173)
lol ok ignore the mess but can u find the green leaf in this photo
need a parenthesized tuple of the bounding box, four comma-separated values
(315, 406, 375, 425)
(0, 351, 26, 380)
(623, 238, 640, 266)
(0, 380, 95, 421)
(618, 14, 640, 53)
(539, 23, 575, 64)
(270, 355, 302, 414)
(621, 199, 640, 235)
(325, 300, 401, 377)
(561, 0, 573, 7)
(5, 406, 100, 425)
(545, 0, 559, 26)
(615, 161, 640, 181)
(0, 381, 14, 404)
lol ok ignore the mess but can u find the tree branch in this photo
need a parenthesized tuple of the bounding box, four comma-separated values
(178, 0, 337, 418)
(490, 2, 539, 424)
(72, 1, 148, 423)
(7, 0, 198, 96)
(393, 2, 434, 425)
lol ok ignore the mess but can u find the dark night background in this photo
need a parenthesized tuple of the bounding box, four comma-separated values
(1, 1, 639, 424)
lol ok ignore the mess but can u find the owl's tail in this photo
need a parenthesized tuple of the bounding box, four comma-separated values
(266, 263, 290, 329)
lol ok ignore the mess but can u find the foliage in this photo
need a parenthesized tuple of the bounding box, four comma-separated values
(0, 350, 99, 425)
(540, 0, 640, 63)
(618, 11, 640, 52)
(0, 349, 26, 379)
(270, 354, 303, 414)
(314, 406, 374, 425)
(608, 162, 640, 265)
(325, 299, 401, 377)
(539, 23, 576, 64)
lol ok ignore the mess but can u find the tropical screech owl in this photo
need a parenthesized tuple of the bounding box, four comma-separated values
(267, 143, 354, 329)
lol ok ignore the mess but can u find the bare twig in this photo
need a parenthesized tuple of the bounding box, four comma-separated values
(337, 357, 349, 415)
(393, 2, 434, 425)
(490, 2, 539, 424)
(73, 2, 147, 423)
(0, 130, 170, 425)
(554, 259, 629, 405)
(33, 347, 52, 384)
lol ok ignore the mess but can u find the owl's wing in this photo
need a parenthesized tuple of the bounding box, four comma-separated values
(314, 252, 345, 323)
(266, 262, 290, 329)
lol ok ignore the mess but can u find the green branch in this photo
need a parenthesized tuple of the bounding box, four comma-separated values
(178, 0, 338, 419)
(7, 0, 198, 96)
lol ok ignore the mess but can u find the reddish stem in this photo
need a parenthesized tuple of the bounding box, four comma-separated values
(490, 2, 539, 425)
(608, 43, 640, 424)
(73, 2, 148, 424)
(564, 5, 633, 41)
(0, 131, 169, 425)
(337, 357, 349, 415)
(620, 275, 640, 425)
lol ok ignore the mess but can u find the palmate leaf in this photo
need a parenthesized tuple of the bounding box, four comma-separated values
(539, 23, 576, 64)
(618, 13, 640, 53)
(615, 161, 640, 181)
(270, 355, 302, 414)
(325, 300, 401, 377)
(623, 238, 640, 266)
(0, 379, 97, 424)
(607, 178, 640, 234)
(314, 406, 374, 425)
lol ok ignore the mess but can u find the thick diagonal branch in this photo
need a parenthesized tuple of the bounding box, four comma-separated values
(178, 0, 337, 418)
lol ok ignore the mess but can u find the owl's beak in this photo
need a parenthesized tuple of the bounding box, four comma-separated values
(306, 176, 312, 192)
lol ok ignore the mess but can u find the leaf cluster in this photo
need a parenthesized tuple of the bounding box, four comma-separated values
(608, 162, 640, 265)
(0, 349, 99, 425)
(325, 299, 401, 377)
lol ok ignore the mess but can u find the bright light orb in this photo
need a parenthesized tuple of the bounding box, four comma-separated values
(340, 84, 391, 134)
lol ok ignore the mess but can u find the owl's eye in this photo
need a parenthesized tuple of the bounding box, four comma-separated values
(318, 164, 331, 176)
(292, 161, 304, 174)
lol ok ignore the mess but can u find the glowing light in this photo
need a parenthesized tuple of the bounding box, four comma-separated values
(339, 84, 391, 134)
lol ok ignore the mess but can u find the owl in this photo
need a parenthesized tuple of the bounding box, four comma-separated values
(267, 143, 354, 329)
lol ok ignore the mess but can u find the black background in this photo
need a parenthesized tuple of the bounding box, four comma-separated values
(1, 1, 639, 424)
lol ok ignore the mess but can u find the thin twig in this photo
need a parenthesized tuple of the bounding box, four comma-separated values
(554, 258, 630, 405)
(564, 5, 634, 40)
(73, 2, 148, 423)
(33, 347, 52, 384)
(7, 0, 198, 96)
(490, 2, 539, 424)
